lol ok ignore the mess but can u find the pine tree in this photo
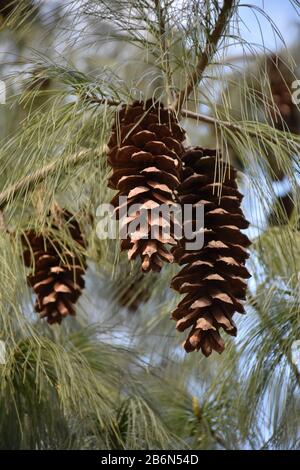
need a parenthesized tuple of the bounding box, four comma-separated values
(0, 0, 299, 451)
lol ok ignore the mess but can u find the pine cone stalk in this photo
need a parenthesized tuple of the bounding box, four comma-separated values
(22, 210, 86, 324)
(107, 99, 185, 272)
(171, 147, 251, 357)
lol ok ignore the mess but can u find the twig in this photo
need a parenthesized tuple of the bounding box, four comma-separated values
(0, 148, 104, 210)
(181, 107, 252, 134)
(154, 0, 174, 105)
(193, 397, 230, 450)
(83, 93, 239, 132)
(84, 94, 287, 146)
(2, 95, 292, 212)
(182, 107, 253, 136)
(84, 94, 120, 107)
(181, 108, 225, 126)
(172, 0, 235, 113)
(83, 92, 268, 142)
(181, 108, 300, 147)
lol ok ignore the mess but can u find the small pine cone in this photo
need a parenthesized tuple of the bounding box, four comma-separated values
(170, 148, 251, 357)
(22, 210, 86, 324)
(107, 99, 185, 272)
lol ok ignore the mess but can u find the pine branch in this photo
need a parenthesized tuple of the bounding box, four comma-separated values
(209, 427, 230, 450)
(82, 92, 281, 144)
(182, 108, 300, 149)
(182, 108, 226, 126)
(193, 397, 230, 449)
(82, 93, 254, 136)
(172, 0, 236, 113)
(154, 0, 174, 104)
(84, 94, 120, 107)
(4, 90, 295, 214)
(0, 148, 104, 209)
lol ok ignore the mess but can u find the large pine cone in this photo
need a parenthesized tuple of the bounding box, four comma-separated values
(171, 148, 251, 357)
(22, 210, 86, 324)
(107, 99, 185, 272)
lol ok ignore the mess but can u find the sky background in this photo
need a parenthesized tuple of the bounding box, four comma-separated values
(238, 0, 299, 52)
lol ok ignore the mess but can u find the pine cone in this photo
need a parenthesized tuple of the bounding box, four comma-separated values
(170, 148, 251, 357)
(22, 210, 86, 324)
(267, 55, 299, 134)
(107, 99, 185, 272)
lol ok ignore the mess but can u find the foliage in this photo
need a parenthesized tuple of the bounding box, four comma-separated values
(0, 0, 299, 450)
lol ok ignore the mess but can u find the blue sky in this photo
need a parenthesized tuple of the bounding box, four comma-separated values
(238, 0, 299, 51)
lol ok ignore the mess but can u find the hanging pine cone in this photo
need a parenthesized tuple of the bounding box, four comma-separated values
(22, 210, 86, 324)
(266, 54, 300, 213)
(267, 54, 299, 134)
(170, 147, 251, 357)
(107, 99, 185, 272)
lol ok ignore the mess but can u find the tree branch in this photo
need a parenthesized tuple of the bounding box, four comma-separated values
(0, 148, 104, 210)
(154, 0, 174, 105)
(0, 108, 257, 211)
(181, 108, 299, 147)
(181, 107, 254, 135)
(182, 107, 254, 136)
(84, 94, 288, 147)
(2, 94, 291, 212)
(172, 0, 235, 113)
(83, 93, 237, 132)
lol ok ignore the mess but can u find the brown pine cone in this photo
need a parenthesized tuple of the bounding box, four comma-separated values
(22, 210, 86, 324)
(267, 54, 299, 134)
(171, 147, 251, 357)
(107, 99, 185, 272)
